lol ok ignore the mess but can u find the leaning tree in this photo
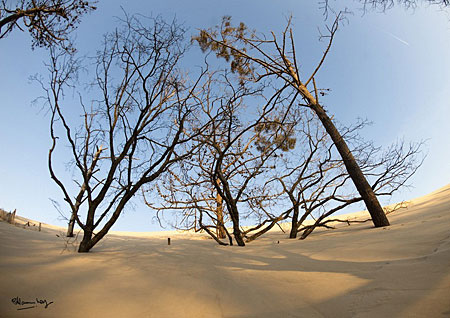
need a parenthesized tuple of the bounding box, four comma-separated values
(266, 110, 423, 240)
(40, 15, 206, 252)
(193, 14, 391, 228)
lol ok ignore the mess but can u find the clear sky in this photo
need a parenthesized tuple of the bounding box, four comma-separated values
(0, 0, 449, 232)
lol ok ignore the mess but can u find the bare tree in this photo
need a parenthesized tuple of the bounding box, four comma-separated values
(320, 0, 449, 20)
(193, 14, 392, 229)
(146, 73, 242, 242)
(353, 0, 448, 11)
(148, 71, 297, 246)
(292, 137, 422, 240)
(0, 0, 96, 50)
(270, 112, 423, 239)
(40, 15, 205, 252)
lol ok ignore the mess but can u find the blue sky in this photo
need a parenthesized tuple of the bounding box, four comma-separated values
(0, 0, 449, 231)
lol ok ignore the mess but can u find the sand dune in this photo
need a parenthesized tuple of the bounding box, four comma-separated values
(1, 185, 449, 317)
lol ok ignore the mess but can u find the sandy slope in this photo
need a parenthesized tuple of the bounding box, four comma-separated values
(1, 185, 449, 317)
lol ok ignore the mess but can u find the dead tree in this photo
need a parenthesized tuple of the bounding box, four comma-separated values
(40, 15, 205, 252)
(0, 0, 96, 50)
(193, 14, 391, 228)
(353, 0, 449, 11)
(144, 72, 241, 243)
(148, 71, 296, 246)
(295, 137, 422, 240)
(321, 0, 449, 20)
(271, 113, 423, 239)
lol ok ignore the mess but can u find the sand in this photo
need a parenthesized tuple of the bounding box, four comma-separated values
(1, 185, 449, 317)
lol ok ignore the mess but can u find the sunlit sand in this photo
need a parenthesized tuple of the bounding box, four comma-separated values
(1, 185, 449, 317)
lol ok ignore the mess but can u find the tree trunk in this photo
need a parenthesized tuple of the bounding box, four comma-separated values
(300, 227, 314, 240)
(78, 229, 93, 253)
(289, 205, 299, 238)
(229, 206, 245, 246)
(66, 212, 76, 237)
(216, 192, 227, 239)
(309, 101, 390, 227)
(293, 83, 389, 227)
(233, 227, 245, 246)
